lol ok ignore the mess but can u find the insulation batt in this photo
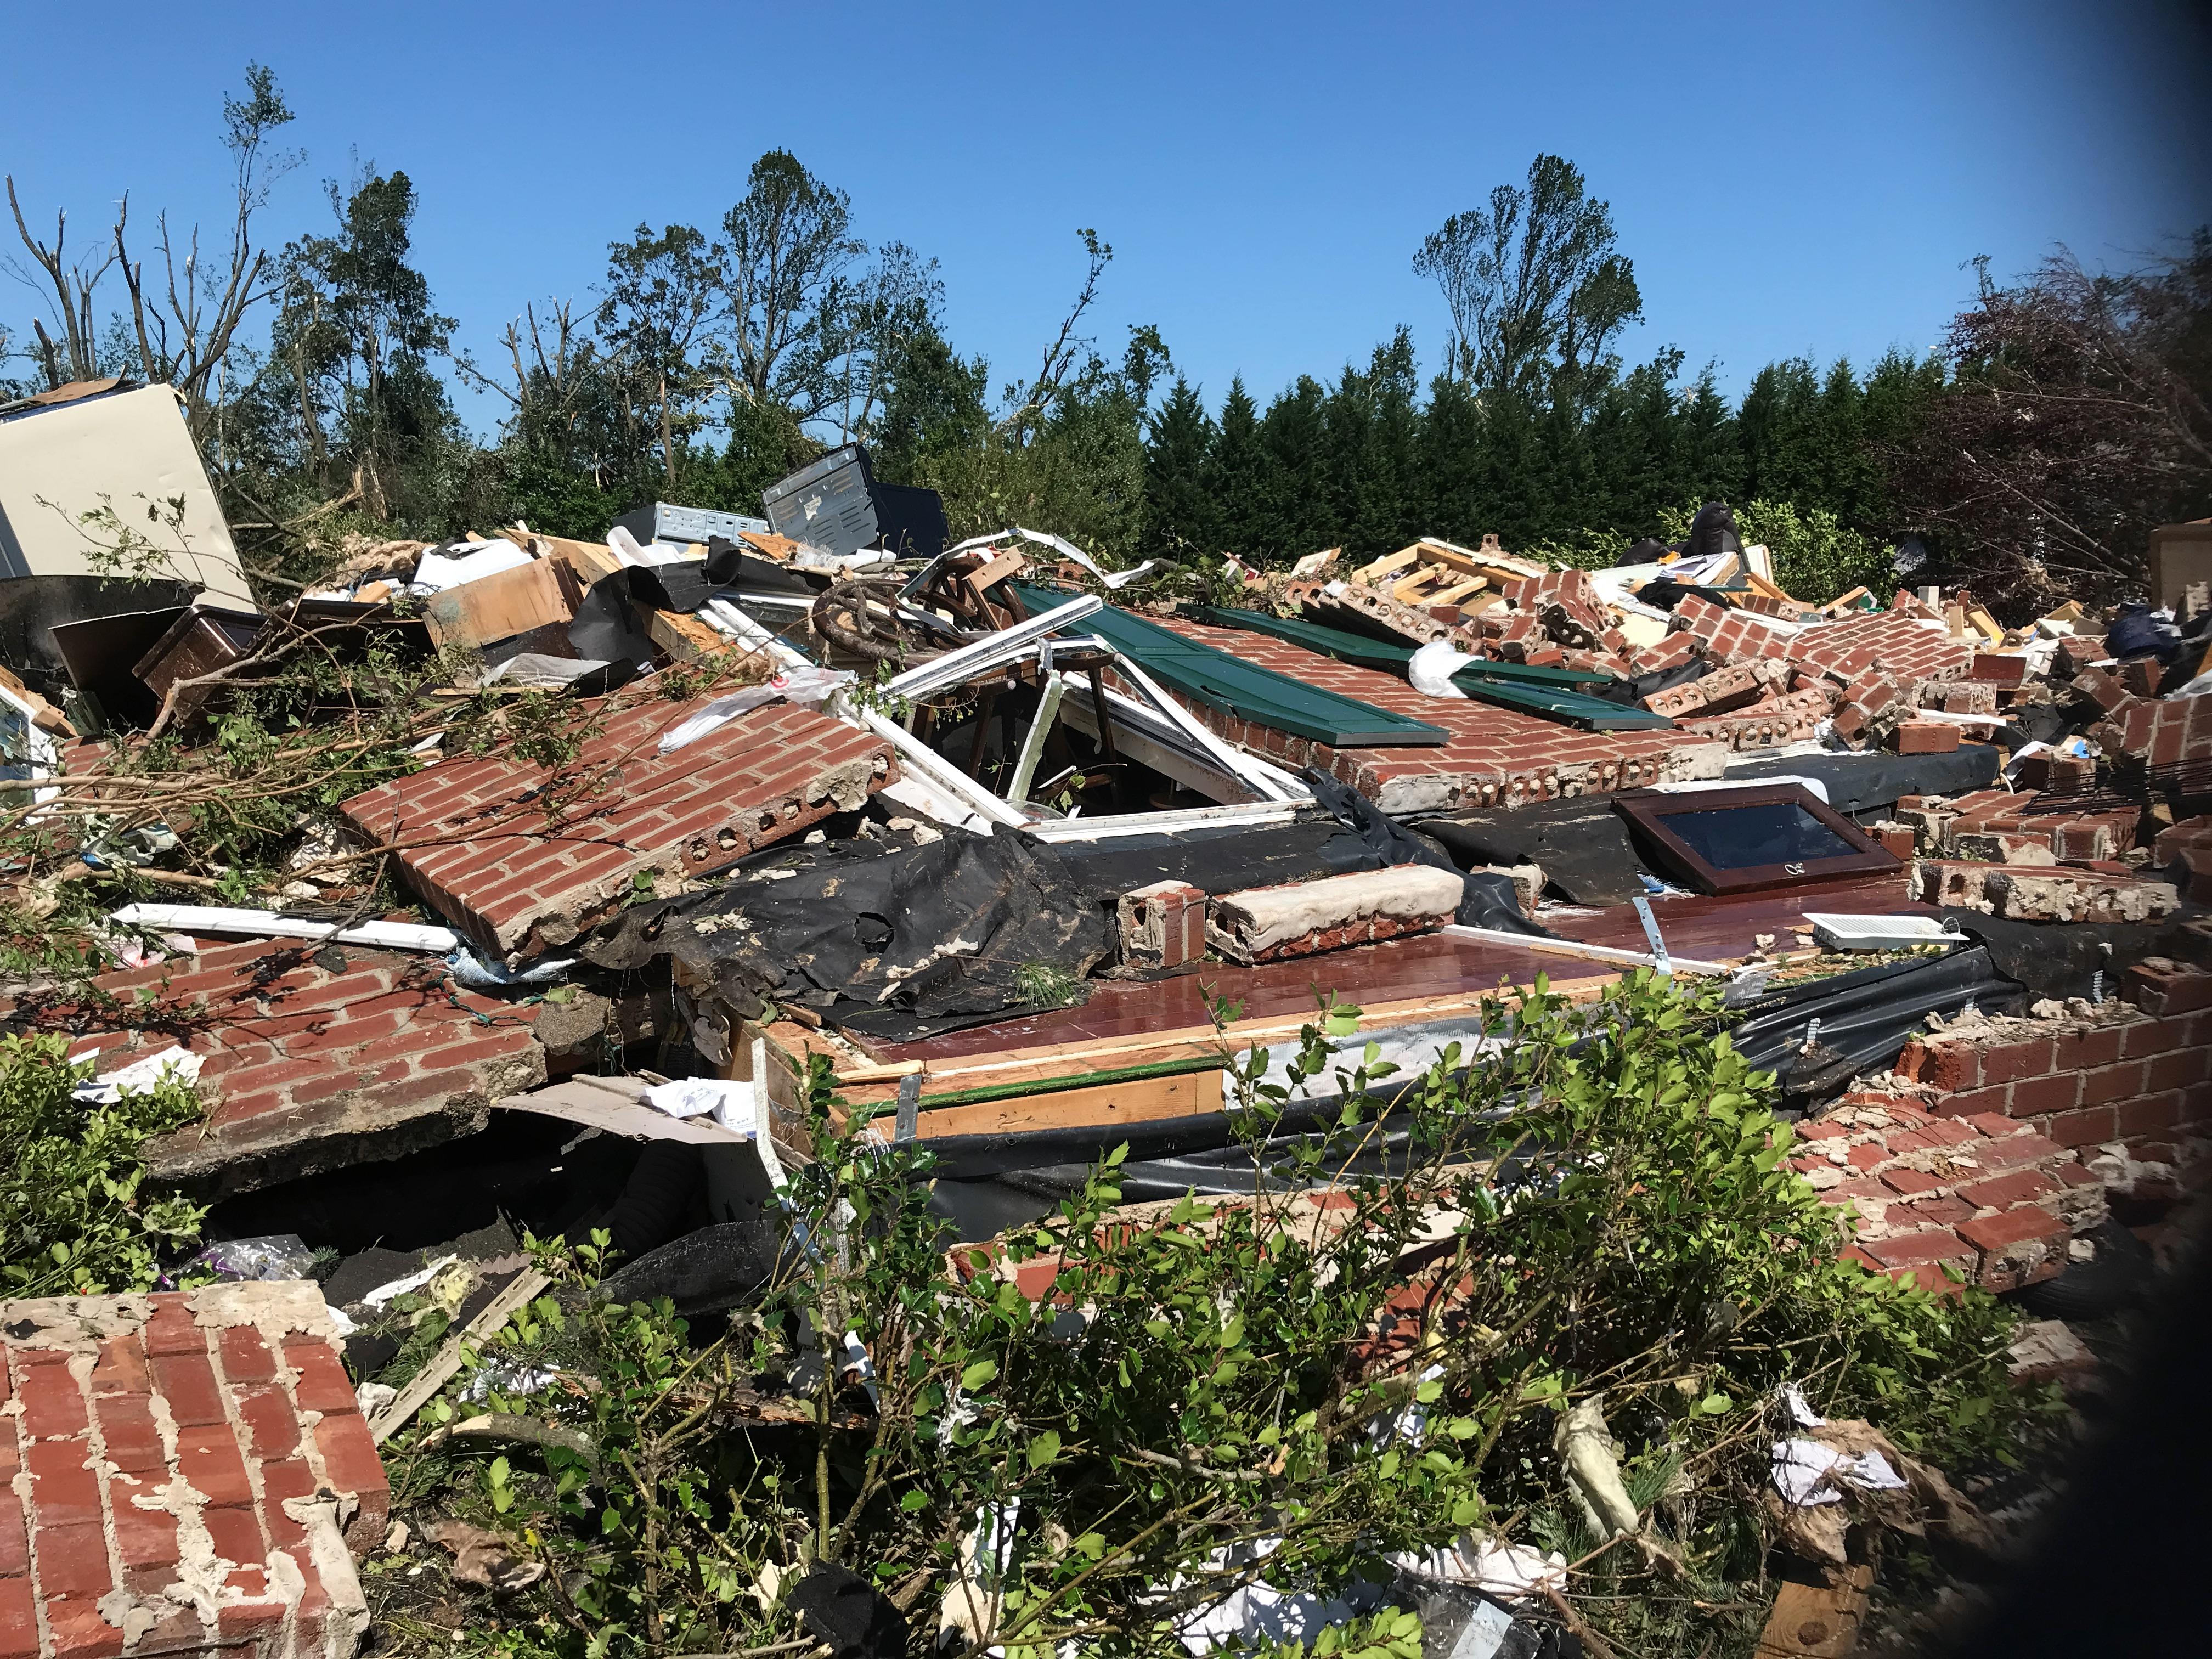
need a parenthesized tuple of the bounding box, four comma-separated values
(1207, 864, 1465, 956)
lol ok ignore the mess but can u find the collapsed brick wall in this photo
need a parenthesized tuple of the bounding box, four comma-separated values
(1791, 1092, 2106, 1293)
(0, 1282, 386, 1659)
(1887, 996, 2212, 1172)
(7, 941, 544, 1199)
(341, 699, 896, 961)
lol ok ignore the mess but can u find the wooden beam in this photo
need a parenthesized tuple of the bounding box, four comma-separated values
(904, 1067, 1223, 1139)
(368, 1267, 553, 1444)
(1352, 549, 1422, 583)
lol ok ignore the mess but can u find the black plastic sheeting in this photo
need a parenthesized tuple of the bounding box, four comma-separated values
(1305, 769, 1550, 935)
(1045, 815, 1380, 904)
(580, 827, 1110, 1042)
(1415, 795, 1646, 907)
(1725, 745, 2001, 816)
(1726, 945, 2027, 1101)
(1591, 657, 1709, 709)
(599, 1220, 794, 1316)
(1938, 910, 2200, 1002)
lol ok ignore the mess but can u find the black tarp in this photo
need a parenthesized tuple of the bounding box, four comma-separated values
(581, 827, 1111, 1042)
(1937, 910, 2199, 1001)
(1725, 746, 2002, 816)
(1043, 816, 1379, 905)
(1414, 794, 1647, 907)
(1726, 946, 2027, 1099)
(1305, 769, 1549, 934)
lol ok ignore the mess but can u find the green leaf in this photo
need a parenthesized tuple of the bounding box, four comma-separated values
(1698, 1392, 1733, 1415)
(1026, 1429, 1062, 1469)
(1415, 1379, 1443, 1403)
(961, 1359, 999, 1392)
(900, 1490, 929, 1512)
(1218, 1313, 1245, 1348)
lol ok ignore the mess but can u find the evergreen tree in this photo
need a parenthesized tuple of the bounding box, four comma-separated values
(1256, 376, 1329, 561)
(1206, 377, 1266, 557)
(1142, 376, 1219, 557)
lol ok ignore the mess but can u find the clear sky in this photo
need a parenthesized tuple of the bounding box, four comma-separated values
(4, 0, 2208, 434)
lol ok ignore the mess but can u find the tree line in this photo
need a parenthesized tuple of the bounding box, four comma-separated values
(4, 66, 2205, 612)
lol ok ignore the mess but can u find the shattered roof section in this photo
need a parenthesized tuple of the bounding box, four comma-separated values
(340, 699, 897, 961)
(1154, 615, 1716, 813)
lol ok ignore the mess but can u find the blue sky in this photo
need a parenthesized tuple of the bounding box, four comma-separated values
(4, 1, 2207, 435)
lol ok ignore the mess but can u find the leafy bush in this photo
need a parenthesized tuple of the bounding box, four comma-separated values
(1657, 498, 1894, 604)
(0, 1035, 206, 1296)
(395, 974, 2032, 1659)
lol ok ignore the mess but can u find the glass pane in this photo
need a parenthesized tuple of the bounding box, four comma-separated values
(1662, 802, 1858, 870)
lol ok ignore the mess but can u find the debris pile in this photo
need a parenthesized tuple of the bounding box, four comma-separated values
(1, 402, 2208, 1659)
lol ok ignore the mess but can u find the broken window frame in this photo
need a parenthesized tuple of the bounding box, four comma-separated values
(1612, 782, 1901, 895)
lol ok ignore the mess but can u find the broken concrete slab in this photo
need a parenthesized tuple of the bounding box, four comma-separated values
(1915, 861, 2181, 924)
(340, 698, 896, 961)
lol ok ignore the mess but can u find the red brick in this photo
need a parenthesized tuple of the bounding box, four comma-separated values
(107, 1478, 179, 1573)
(0, 1577, 33, 1659)
(1955, 1169, 2058, 1210)
(144, 1296, 208, 1356)
(1980, 1036, 2057, 1085)
(89, 1396, 164, 1475)
(174, 1424, 253, 1509)
(1958, 1205, 2070, 1253)
(149, 1351, 226, 1428)
(24, 1440, 100, 1529)
(2117, 1092, 2184, 1138)
(87, 1336, 146, 1398)
(2080, 1059, 2148, 1104)
(257, 1458, 316, 1549)
(1878, 1166, 1944, 1197)
(1974, 1128, 2069, 1168)
(0, 1494, 24, 1578)
(2012, 1070, 2084, 1116)
(30, 1520, 111, 1595)
(13, 1356, 88, 1439)
(232, 1384, 302, 1462)
(2040, 1106, 2119, 1149)
(1860, 1228, 1974, 1269)
(201, 1503, 266, 1569)
(1900, 1194, 1978, 1226)
(311, 1412, 391, 1547)
(41, 1598, 123, 1659)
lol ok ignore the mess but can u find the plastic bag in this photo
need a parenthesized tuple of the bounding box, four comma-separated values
(183, 1234, 315, 1283)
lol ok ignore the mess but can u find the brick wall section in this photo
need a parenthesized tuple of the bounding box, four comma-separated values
(340, 699, 895, 961)
(1678, 686, 1838, 751)
(7, 941, 544, 1198)
(0, 1282, 382, 1659)
(1154, 617, 1713, 814)
(1788, 611, 1977, 684)
(2085, 688, 2212, 766)
(1888, 994, 2212, 1170)
(1670, 595, 1802, 666)
(1791, 1092, 2106, 1293)
(1912, 860, 2180, 923)
(2154, 815, 2212, 900)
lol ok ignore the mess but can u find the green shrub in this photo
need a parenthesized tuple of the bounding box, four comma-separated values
(0, 1035, 206, 1296)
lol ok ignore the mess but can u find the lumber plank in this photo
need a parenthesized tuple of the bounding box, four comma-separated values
(1409, 540, 1484, 574)
(1353, 549, 1423, 583)
(1754, 1564, 1871, 1657)
(368, 1267, 553, 1444)
(969, 550, 1028, 592)
(909, 1068, 1223, 1139)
